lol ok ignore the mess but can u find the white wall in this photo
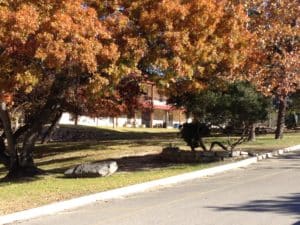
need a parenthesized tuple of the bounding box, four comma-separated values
(59, 112, 185, 128)
(59, 113, 143, 127)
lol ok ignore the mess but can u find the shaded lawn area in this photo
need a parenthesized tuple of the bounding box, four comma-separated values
(49, 125, 179, 142)
(0, 127, 299, 216)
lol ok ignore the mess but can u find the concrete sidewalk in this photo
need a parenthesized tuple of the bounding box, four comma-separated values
(1, 144, 300, 225)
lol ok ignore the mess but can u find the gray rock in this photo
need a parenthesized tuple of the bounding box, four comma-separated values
(64, 161, 118, 178)
(231, 151, 241, 157)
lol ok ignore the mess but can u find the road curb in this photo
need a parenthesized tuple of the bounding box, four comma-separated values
(255, 144, 300, 161)
(1, 144, 300, 225)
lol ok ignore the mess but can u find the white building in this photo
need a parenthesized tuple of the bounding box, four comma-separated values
(59, 83, 187, 128)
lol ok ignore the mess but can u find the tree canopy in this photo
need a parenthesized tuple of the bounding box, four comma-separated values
(0, 0, 295, 178)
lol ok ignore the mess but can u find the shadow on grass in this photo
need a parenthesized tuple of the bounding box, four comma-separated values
(36, 156, 86, 167)
(51, 125, 178, 142)
(34, 138, 176, 159)
(34, 142, 110, 158)
(0, 156, 87, 184)
(209, 193, 300, 220)
(46, 153, 179, 174)
(0, 172, 43, 184)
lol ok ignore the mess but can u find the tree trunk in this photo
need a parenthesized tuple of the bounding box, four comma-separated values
(191, 146, 196, 152)
(41, 111, 62, 144)
(127, 110, 135, 127)
(275, 95, 287, 139)
(199, 138, 208, 151)
(248, 123, 256, 141)
(0, 136, 10, 169)
(74, 114, 79, 126)
(113, 117, 117, 128)
(19, 78, 66, 169)
(149, 110, 154, 128)
(0, 103, 18, 169)
(209, 141, 228, 151)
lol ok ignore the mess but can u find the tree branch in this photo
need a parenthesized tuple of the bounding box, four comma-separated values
(199, 138, 208, 151)
(209, 141, 228, 151)
(41, 110, 62, 144)
(228, 126, 250, 151)
(13, 124, 30, 141)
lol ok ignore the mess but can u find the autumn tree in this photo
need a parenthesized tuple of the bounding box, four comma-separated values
(0, 0, 122, 178)
(242, 0, 300, 139)
(0, 0, 254, 178)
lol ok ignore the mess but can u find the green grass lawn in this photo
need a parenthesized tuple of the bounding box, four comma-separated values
(0, 127, 299, 215)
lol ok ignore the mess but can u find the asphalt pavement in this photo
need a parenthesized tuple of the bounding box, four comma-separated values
(10, 152, 300, 225)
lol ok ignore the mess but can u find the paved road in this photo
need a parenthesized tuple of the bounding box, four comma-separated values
(11, 152, 300, 225)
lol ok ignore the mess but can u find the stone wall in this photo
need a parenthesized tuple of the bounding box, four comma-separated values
(159, 147, 232, 163)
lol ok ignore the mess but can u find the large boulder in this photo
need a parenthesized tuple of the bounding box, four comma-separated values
(64, 161, 118, 178)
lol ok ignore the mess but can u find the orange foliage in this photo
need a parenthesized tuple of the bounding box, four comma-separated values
(243, 0, 300, 97)
(0, 0, 122, 104)
(0, 0, 266, 116)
